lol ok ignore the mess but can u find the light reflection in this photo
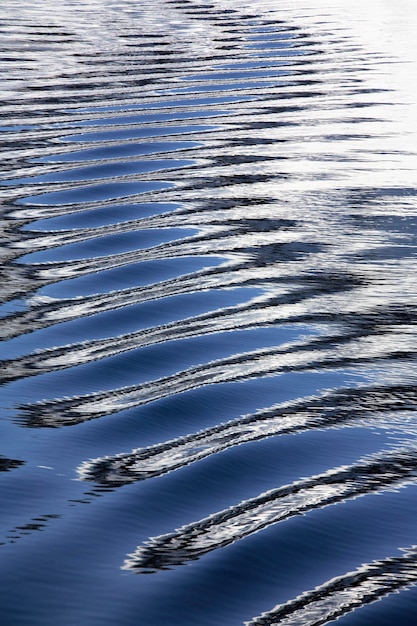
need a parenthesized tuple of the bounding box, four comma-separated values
(246, 546, 417, 626)
(78, 384, 417, 486)
(1, 0, 417, 622)
(122, 448, 417, 572)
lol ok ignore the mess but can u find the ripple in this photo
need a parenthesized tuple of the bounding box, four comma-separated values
(246, 546, 417, 626)
(123, 448, 417, 572)
(1, 0, 417, 624)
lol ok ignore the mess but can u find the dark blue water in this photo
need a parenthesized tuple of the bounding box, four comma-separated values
(1, 1, 417, 625)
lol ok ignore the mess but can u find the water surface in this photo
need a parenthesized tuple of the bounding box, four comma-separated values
(1, 1, 417, 625)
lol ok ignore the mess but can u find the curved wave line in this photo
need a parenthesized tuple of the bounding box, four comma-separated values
(18, 330, 417, 427)
(78, 384, 417, 486)
(122, 447, 417, 572)
(246, 546, 417, 626)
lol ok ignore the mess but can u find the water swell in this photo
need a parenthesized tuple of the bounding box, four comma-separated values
(122, 448, 417, 573)
(1, 1, 417, 625)
(246, 547, 417, 626)
(17, 331, 417, 427)
(78, 384, 417, 486)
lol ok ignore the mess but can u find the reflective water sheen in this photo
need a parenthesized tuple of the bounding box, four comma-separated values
(1, 1, 417, 625)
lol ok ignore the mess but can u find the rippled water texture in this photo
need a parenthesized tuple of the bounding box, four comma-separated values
(1, 1, 417, 624)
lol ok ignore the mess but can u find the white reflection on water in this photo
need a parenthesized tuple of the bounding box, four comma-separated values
(1, 1, 417, 625)
(246, 546, 417, 626)
(230, 0, 417, 189)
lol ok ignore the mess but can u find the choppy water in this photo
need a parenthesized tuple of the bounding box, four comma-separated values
(1, 1, 417, 624)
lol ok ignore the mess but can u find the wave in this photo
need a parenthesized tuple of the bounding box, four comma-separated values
(246, 546, 417, 626)
(78, 384, 417, 485)
(123, 447, 417, 572)
(1, 0, 417, 624)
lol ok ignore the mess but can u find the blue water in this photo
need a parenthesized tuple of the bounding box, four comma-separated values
(1, 1, 417, 625)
